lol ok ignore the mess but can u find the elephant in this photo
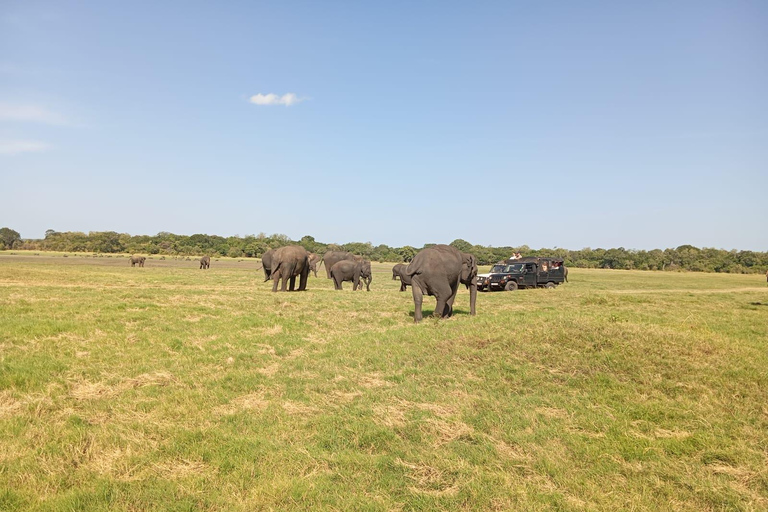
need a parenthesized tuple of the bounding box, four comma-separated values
(129, 255, 146, 267)
(321, 251, 362, 278)
(392, 263, 412, 292)
(405, 244, 477, 323)
(564, 267, 569, 283)
(270, 245, 310, 292)
(308, 252, 321, 278)
(259, 249, 275, 282)
(200, 255, 211, 269)
(330, 259, 372, 291)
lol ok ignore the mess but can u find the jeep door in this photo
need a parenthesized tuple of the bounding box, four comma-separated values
(523, 263, 537, 287)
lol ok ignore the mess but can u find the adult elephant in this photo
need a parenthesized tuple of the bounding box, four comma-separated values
(270, 245, 310, 292)
(200, 255, 211, 269)
(321, 251, 361, 278)
(330, 259, 372, 291)
(129, 255, 146, 267)
(392, 263, 412, 292)
(308, 252, 321, 278)
(259, 249, 275, 282)
(406, 244, 477, 323)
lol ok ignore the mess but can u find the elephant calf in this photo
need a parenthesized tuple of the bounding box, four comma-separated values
(129, 255, 146, 267)
(331, 260, 372, 291)
(200, 255, 211, 269)
(392, 263, 412, 292)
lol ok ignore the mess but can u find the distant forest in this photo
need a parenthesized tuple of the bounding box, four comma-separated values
(1, 227, 767, 274)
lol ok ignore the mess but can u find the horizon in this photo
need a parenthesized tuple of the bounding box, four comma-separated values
(7, 226, 765, 254)
(2, 1, 767, 251)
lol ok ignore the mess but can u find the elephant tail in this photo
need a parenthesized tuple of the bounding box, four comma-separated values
(405, 260, 421, 277)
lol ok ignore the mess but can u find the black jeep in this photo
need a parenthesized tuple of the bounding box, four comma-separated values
(476, 257, 567, 291)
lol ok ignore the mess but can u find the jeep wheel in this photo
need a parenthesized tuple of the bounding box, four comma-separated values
(504, 281, 518, 291)
(545, 282, 556, 289)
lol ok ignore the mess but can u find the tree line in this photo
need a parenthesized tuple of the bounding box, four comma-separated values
(1, 227, 766, 274)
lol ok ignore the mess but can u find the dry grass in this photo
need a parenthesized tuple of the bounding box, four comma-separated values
(1, 256, 767, 510)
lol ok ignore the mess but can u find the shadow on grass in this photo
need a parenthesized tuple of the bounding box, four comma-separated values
(408, 309, 472, 318)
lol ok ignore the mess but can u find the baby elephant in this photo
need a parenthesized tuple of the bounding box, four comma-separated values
(129, 255, 146, 267)
(330, 259, 372, 291)
(200, 255, 211, 269)
(391, 263, 412, 292)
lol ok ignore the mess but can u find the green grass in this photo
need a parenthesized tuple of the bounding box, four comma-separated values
(1, 254, 767, 510)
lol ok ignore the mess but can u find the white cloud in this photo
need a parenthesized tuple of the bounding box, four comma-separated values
(0, 103, 67, 125)
(0, 139, 51, 155)
(249, 93, 306, 106)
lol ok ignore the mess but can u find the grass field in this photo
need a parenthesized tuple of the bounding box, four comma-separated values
(1, 252, 767, 511)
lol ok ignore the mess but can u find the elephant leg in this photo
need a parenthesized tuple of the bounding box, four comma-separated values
(444, 282, 460, 318)
(289, 275, 296, 291)
(282, 262, 297, 292)
(334, 276, 342, 290)
(434, 296, 449, 319)
(271, 272, 280, 292)
(411, 277, 424, 323)
(400, 281, 406, 292)
(353, 271, 360, 291)
(298, 267, 309, 291)
(365, 276, 371, 291)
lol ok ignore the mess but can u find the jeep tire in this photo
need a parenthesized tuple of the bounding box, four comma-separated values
(504, 281, 518, 291)
(545, 282, 556, 289)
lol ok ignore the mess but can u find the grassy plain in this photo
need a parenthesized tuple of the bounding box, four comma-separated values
(1, 252, 767, 511)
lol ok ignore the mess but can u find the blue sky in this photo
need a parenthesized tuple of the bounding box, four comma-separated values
(2, 1, 766, 250)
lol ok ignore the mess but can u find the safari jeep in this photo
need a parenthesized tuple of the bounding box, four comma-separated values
(476, 257, 567, 291)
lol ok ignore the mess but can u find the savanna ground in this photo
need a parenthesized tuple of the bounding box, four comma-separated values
(1, 252, 767, 511)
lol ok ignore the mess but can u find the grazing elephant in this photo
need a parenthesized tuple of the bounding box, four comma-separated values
(321, 251, 362, 278)
(270, 245, 310, 292)
(129, 255, 146, 267)
(260, 249, 275, 282)
(200, 255, 211, 269)
(392, 263, 412, 292)
(308, 252, 321, 278)
(406, 244, 477, 323)
(330, 259, 372, 291)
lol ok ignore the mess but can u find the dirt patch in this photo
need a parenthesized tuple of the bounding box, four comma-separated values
(69, 372, 176, 400)
(0, 391, 23, 418)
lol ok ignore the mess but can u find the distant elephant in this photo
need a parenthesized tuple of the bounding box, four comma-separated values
(200, 255, 211, 269)
(129, 255, 146, 267)
(321, 251, 362, 278)
(330, 259, 372, 291)
(406, 244, 477, 323)
(270, 245, 310, 292)
(259, 249, 275, 282)
(392, 263, 412, 292)
(564, 267, 569, 283)
(308, 252, 321, 278)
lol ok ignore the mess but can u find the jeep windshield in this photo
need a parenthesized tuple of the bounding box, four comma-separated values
(491, 264, 524, 273)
